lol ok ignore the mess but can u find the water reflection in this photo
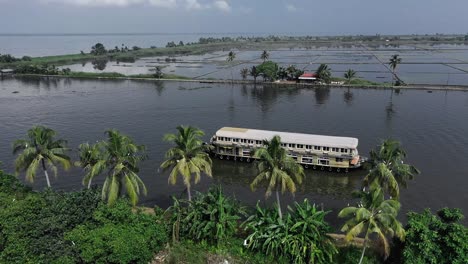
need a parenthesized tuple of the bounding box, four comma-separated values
(344, 87, 354, 105)
(154, 81, 165, 96)
(314, 87, 330, 105)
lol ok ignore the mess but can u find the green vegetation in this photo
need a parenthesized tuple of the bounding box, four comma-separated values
(364, 139, 420, 199)
(13, 125, 71, 188)
(161, 126, 213, 201)
(260, 50, 270, 62)
(244, 199, 337, 264)
(389, 54, 403, 85)
(251, 135, 304, 219)
(402, 208, 467, 264)
(344, 69, 357, 84)
(0, 124, 466, 263)
(316, 63, 332, 84)
(256, 61, 279, 82)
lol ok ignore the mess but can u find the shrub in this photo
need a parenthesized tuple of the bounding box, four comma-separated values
(65, 199, 168, 264)
(334, 246, 380, 264)
(243, 199, 337, 264)
(402, 208, 467, 264)
(0, 188, 101, 264)
(167, 186, 246, 247)
(256, 61, 279, 81)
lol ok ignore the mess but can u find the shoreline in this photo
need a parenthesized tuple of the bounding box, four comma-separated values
(4, 73, 468, 91)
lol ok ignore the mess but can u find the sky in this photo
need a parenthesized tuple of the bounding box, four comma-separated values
(0, 0, 467, 35)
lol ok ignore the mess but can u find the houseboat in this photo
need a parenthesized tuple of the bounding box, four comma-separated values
(210, 127, 364, 172)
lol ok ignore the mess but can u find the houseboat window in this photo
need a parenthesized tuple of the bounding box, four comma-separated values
(288, 144, 296, 148)
(249, 140, 254, 144)
(332, 147, 338, 152)
(336, 158, 344, 162)
(233, 138, 239, 142)
(323, 147, 330, 151)
(306, 145, 312, 149)
(341, 148, 348, 153)
(281, 143, 287, 147)
(255, 140, 262, 145)
(314, 146, 321, 150)
(302, 158, 313, 164)
(297, 144, 304, 149)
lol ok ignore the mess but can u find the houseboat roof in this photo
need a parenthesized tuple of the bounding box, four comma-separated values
(216, 127, 358, 149)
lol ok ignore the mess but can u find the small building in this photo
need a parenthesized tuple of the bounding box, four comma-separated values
(298, 72, 318, 83)
(0, 69, 14, 77)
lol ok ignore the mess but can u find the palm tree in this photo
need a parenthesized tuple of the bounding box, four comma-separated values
(364, 139, 419, 199)
(12, 126, 71, 188)
(388, 54, 402, 85)
(250, 135, 304, 219)
(316, 63, 332, 84)
(226, 51, 236, 82)
(161, 126, 213, 201)
(101, 129, 147, 206)
(240, 68, 249, 81)
(75, 142, 107, 189)
(338, 185, 405, 263)
(260, 50, 269, 62)
(249, 66, 259, 84)
(344, 69, 357, 84)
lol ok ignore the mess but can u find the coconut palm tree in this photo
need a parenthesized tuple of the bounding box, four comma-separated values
(344, 69, 357, 84)
(338, 184, 405, 263)
(226, 51, 236, 82)
(364, 139, 420, 199)
(75, 142, 107, 189)
(249, 66, 259, 84)
(161, 126, 213, 201)
(260, 50, 270, 62)
(388, 54, 402, 85)
(250, 135, 304, 219)
(101, 129, 147, 206)
(12, 126, 71, 188)
(316, 63, 332, 84)
(240, 68, 249, 81)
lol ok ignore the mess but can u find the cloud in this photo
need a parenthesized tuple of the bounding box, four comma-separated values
(213, 0, 230, 12)
(286, 4, 296, 12)
(38, 0, 230, 11)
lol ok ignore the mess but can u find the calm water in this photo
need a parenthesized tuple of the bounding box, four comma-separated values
(0, 77, 467, 224)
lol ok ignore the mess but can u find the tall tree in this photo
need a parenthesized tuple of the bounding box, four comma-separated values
(338, 184, 405, 263)
(13, 126, 71, 188)
(344, 69, 357, 84)
(75, 142, 107, 189)
(240, 68, 249, 81)
(316, 63, 332, 84)
(364, 139, 420, 199)
(260, 50, 270, 62)
(250, 135, 304, 219)
(160, 126, 213, 201)
(226, 51, 236, 82)
(101, 129, 147, 206)
(388, 54, 402, 85)
(249, 66, 260, 84)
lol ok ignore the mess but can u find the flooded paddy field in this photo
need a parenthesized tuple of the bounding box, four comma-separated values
(62, 43, 468, 85)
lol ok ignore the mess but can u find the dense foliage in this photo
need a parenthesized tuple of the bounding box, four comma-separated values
(402, 208, 467, 264)
(65, 200, 168, 264)
(0, 174, 101, 264)
(244, 199, 337, 264)
(167, 186, 246, 246)
(256, 61, 279, 81)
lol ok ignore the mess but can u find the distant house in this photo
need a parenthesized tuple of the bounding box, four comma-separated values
(298, 72, 318, 83)
(0, 69, 14, 77)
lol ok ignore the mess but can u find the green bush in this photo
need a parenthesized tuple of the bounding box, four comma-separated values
(243, 199, 337, 264)
(334, 246, 380, 264)
(0, 188, 101, 264)
(65, 199, 168, 264)
(167, 186, 246, 246)
(256, 61, 279, 81)
(403, 208, 467, 264)
(0, 170, 31, 195)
